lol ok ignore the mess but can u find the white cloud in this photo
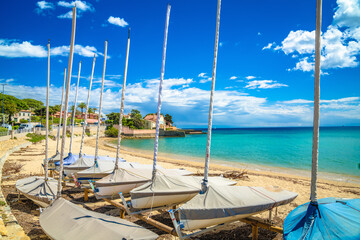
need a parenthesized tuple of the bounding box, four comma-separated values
(199, 78, 212, 83)
(51, 44, 104, 57)
(58, 0, 93, 12)
(3, 78, 360, 126)
(198, 72, 207, 78)
(245, 76, 256, 80)
(0, 39, 47, 58)
(35, 1, 54, 14)
(258, 32, 262, 36)
(0, 39, 103, 58)
(219, 42, 224, 47)
(229, 76, 237, 80)
(264, 0, 360, 72)
(108, 16, 128, 27)
(37, 1, 54, 9)
(58, 11, 73, 19)
(0, 78, 15, 83)
(57, 0, 94, 18)
(281, 99, 313, 104)
(245, 80, 288, 89)
(262, 42, 275, 50)
(333, 0, 360, 29)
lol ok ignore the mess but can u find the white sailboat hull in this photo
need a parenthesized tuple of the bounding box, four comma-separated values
(96, 181, 148, 198)
(131, 191, 199, 209)
(181, 211, 264, 231)
(21, 193, 52, 208)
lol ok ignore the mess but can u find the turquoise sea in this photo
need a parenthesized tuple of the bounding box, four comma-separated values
(120, 127, 360, 178)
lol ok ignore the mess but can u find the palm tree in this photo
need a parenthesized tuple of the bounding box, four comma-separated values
(78, 102, 86, 120)
(93, 107, 97, 119)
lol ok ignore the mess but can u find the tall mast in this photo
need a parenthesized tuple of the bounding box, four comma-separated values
(45, 40, 50, 181)
(151, 4, 171, 181)
(94, 41, 108, 166)
(202, 0, 221, 193)
(69, 61, 81, 153)
(56, 68, 67, 154)
(310, 0, 322, 203)
(57, 6, 76, 198)
(79, 55, 96, 157)
(115, 29, 131, 170)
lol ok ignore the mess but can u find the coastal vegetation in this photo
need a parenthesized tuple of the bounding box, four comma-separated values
(25, 133, 46, 143)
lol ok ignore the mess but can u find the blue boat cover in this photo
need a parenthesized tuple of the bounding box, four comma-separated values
(284, 197, 360, 240)
(55, 153, 79, 166)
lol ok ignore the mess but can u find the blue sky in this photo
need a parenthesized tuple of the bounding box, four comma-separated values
(0, 0, 359, 127)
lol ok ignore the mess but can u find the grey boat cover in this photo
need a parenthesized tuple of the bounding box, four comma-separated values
(16, 176, 58, 203)
(131, 173, 200, 198)
(95, 168, 150, 187)
(130, 174, 234, 198)
(39, 198, 158, 240)
(180, 185, 298, 229)
(63, 155, 125, 171)
(78, 161, 192, 180)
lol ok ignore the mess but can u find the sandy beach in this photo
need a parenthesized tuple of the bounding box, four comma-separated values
(2, 133, 360, 239)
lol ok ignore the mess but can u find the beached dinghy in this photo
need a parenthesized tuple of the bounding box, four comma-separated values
(77, 160, 191, 183)
(16, 176, 58, 208)
(63, 155, 124, 176)
(129, 173, 236, 209)
(39, 198, 158, 240)
(175, 185, 297, 231)
(16, 41, 58, 207)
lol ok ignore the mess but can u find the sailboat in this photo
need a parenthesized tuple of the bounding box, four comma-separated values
(39, 197, 158, 240)
(62, 55, 125, 177)
(168, 0, 297, 237)
(127, 4, 235, 211)
(47, 67, 67, 169)
(16, 41, 58, 207)
(283, 0, 360, 238)
(40, 9, 159, 239)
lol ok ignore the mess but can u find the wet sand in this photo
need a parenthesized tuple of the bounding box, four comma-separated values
(2, 134, 360, 239)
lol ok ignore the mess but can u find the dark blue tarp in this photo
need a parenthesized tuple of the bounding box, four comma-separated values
(284, 197, 360, 240)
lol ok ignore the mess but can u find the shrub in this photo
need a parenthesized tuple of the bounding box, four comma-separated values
(20, 119, 29, 123)
(26, 133, 46, 143)
(0, 127, 8, 133)
(86, 131, 90, 137)
(105, 127, 118, 137)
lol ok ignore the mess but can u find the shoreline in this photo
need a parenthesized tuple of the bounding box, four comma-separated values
(105, 139, 360, 184)
(2, 135, 360, 239)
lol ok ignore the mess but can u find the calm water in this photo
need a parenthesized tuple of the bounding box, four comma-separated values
(119, 127, 360, 177)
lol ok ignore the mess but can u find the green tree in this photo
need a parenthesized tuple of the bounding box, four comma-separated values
(130, 109, 144, 129)
(106, 112, 120, 124)
(22, 98, 43, 109)
(0, 93, 29, 122)
(78, 102, 86, 119)
(165, 114, 173, 125)
(52, 104, 61, 113)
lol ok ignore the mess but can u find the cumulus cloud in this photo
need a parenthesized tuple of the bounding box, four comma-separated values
(198, 72, 207, 78)
(35, 1, 54, 14)
(245, 80, 288, 89)
(51, 44, 104, 57)
(57, 0, 94, 18)
(0, 39, 47, 58)
(199, 78, 212, 83)
(262, 42, 275, 50)
(229, 76, 237, 80)
(245, 76, 256, 80)
(107, 16, 129, 27)
(263, 0, 360, 72)
(3, 78, 360, 126)
(0, 39, 103, 58)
